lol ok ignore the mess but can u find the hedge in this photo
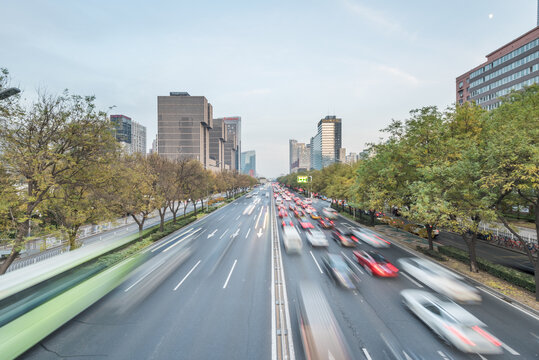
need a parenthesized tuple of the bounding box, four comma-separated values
(415, 246, 447, 262)
(438, 245, 535, 293)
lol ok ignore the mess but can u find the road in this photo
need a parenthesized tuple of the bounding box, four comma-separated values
(20, 186, 539, 359)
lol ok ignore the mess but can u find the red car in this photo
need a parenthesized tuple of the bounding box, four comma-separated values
(289, 204, 297, 211)
(281, 220, 294, 227)
(353, 250, 399, 277)
(298, 217, 315, 230)
(293, 209, 305, 218)
(278, 209, 288, 218)
(318, 217, 335, 229)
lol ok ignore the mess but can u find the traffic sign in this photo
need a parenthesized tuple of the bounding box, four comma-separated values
(297, 176, 308, 183)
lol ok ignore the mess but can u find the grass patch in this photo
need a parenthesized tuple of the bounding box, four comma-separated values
(415, 246, 447, 261)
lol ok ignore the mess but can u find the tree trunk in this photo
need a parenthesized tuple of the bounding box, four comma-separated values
(68, 226, 81, 250)
(0, 219, 29, 274)
(426, 224, 434, 251)
(463, 232, 479, 273)
(193, 201, 197, 215)
(201, 198, 204, 211)
(158, 207, 166, 232)
(370, 210, 375, 226)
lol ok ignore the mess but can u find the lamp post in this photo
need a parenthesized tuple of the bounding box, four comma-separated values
(0, 87, 20, 100)
(309, 175, 313, 198)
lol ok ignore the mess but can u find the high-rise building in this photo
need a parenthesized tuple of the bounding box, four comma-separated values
(241, 150, 256, 177)
(339, 148, 346, 163)
(209, 118, 226, 171)
(149, 135, 158, 154)
(310, 115, 342, 169)
(221, 117, 241, 171)
(289, 139, 299, 173)
(157, 92, 213, 169)
(456, 27, 539, 110)
(345, 152, 359, 164)
(110, 114, 146, 155)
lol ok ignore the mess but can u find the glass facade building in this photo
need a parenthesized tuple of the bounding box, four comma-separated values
(241, 150, 256, 177)
(110, 114, 146, 154)
(457, 27, 539, 110)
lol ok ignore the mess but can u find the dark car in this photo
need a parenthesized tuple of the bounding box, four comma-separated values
(322, 254, 359, 289)
(318, 217, 335, 229)
(331, 226, 356, 247)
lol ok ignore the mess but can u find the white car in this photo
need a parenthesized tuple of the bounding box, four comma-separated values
(322, 207, 338, 219)
(283, 226, 302, 253)
(397, 258, 481, 303)
(351, 227, 390, 248)
(306, 229, 328, 247)
(401, 289, 502, 354)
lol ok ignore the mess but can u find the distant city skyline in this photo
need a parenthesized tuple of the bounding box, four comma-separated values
(2, 1, 537, 177)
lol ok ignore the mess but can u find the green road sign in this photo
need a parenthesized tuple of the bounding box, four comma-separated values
(297, 176, 308, 183)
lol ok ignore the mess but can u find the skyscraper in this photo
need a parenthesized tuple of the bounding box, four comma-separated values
(157, 92, 214, 169)
(241, 150, 256, 177)
(208, 118, 226, 171)
(110, 114, 147, 155)
(289, 139, 299, 173)
(221, 117, 241, 171)
(310, 115, 342, 169)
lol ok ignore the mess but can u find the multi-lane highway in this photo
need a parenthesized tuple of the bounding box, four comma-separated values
(20, 185, 539, 359)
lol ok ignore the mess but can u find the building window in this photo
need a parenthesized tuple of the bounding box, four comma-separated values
(458, 90, 463, 98)
(459, 81, 463, 89)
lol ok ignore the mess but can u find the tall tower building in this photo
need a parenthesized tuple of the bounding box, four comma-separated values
(311, 115, 342, 169)
(209, 118, 226, 171)
(219, 117, 241, 171)
(157, 92, 213, 168)
(241, 150, 256, 177)
(110, 114, 146, 155)
(289, 139, 299, 173)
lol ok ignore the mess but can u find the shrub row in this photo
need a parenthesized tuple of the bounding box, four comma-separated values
(415, 246, 447, 261)
(438, 245, 535, 293)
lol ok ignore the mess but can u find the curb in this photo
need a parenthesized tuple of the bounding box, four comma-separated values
(335, 212, 539, 319)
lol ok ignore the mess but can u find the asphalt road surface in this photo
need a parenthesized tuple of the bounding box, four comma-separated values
(21, 186, 539, 359)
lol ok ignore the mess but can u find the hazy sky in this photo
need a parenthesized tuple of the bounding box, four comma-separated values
(2, 0, 537, 177)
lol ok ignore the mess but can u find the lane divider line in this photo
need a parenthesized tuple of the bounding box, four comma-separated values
(401, 272, 423, 288)
(309, 251, 323, 274)
(163, 228, 202, 253)
(173, 260, 201, 291)
(341, 251, 364, 275)
(220, 229, 229, 239)
(246, 228, 251, 238)
(222, 259, 238, 289)
(150, 228, 194, 252)
(362, 348, 373, 360)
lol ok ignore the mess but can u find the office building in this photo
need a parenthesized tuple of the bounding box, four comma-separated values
(241, 150, 256, 177)
(209, 118, 226, 171)
(289, 139, 299, 173)
(310, 115, 342, 170)
(221, 117, 241, 171)
(157, 92, 214, 169)
(110, 114, 147, 155)
(289, 140, 311, 173)
(456, 27, 539, 110)
(339, 148, 346, 163)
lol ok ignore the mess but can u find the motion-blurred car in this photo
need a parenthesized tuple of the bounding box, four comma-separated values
(401, 290, 502, 354)
(281, 220, 294, 228)
(306, 229, 329, 247)
(289, 204, 297, 211)
(317, 217, 335, 229)
(351, 227, 391, 248)
(283, 226, 302, 253)
(298, 217, 315, 230)
(293, 209, 305, 218)
(353, 250, 399, 277)
(398, 258, 481, 303)
(310, 211, 320, 220)
(278, 209, 288, 218)
(296, 282, 352, 360)
(322, 253, 359, 289)
(331, 227, 356, 247)
(406, 223, 440, 238)
(322, 207, 338, 219)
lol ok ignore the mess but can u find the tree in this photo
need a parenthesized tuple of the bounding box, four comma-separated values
(0, 90, 117, 274)
(147, 153, 174, 232)
(480, 85, 539, 298)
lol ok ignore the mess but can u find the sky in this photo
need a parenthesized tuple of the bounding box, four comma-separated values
(1, 0, 537, 178)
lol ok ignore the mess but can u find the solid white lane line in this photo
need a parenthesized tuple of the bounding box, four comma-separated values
(163, 228, 202, 252)
(255, 208, 264, 228)
(151, 228, 194, 252)
(223, 259, 238, 289)
(401, 272, 423, 288)
(220, 229, 229, 239)
(501, 343, 520, 355)
(341, 251, 364, 275)
(235, 215, 240, 220)
(218, 215, 225, 221)
(246, 228, 251, 238)
(478, 286, 539, 321)
(124, 261, 164, 292)
(309, 251, 323, 274)
(362, 348, 373, 360)
(263, 211, 269, 229)
(437, 350, 450, 360)
(477, 354, 488, 360)
(173, 260, 201, 291)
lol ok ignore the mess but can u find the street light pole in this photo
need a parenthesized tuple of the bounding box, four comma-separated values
(0, 87, 21, 100)
(309, 175, 313, 198)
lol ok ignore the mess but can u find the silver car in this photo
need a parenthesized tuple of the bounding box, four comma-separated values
(306, 229, 328, 247)
(351, 227, 390, 248)
(398, 257, 481, 303)
(401, 289, 502, 354)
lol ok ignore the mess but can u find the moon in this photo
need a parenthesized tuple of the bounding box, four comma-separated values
(488, 13, 494, 19)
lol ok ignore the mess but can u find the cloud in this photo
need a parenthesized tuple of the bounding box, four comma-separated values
(376, 65, 420, 86)
(343, 0, 416, 41)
